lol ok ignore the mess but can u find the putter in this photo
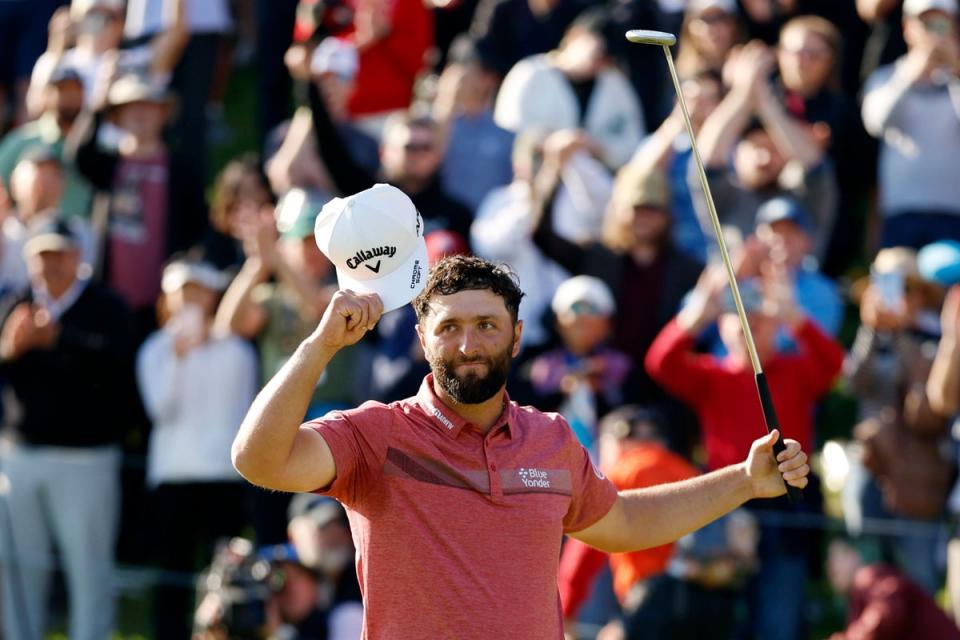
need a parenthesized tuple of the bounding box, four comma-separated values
(626, 29, 802, 502)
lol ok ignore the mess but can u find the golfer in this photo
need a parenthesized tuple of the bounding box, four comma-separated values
(232, 186, 810, 639)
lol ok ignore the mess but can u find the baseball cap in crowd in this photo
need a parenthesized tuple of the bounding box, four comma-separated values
(551, 275, 616, 317)
(614, 166, 671, 211)
(287, 494, 349, 529)
(23, 219, 78, 256)
(903, 0, 957, 17)
(919, 240, 960, 286)
(161, 259, 229, 294)
(107, 74, 172, 107)
(310, 37, 358, 79)
(275, 188, 328, 239)
(49, 64, 83, 87)
(755, 196, 813, 234)
(314, 184, 427, 313)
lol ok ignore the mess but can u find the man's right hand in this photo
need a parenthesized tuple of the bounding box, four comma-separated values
(313, 289, 384, 350)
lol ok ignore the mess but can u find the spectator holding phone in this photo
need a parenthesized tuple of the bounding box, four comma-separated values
(843, 247, 952, 592)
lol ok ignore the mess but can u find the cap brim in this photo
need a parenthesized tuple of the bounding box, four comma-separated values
(334, 237, 428, 313)
(24, 235, 74, 256)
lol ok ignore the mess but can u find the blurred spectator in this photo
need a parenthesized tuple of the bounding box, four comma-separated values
(646, 264, 841, 474)
(344, 0, 434, 129)
(645, 264, 842, 640)
(203, 153, 276, 270)
(525, 276, 632, 451)
(826, 537, 960, 639)
(267, 37, 379, 197)
(215, 189, 371, 543)
(621, 510, 759, 640)
(695, 39, 836, 257)
(775, 15, 874, 276)
(739, 0, 802, 43)
(532, 146, 703, 451)
(861, 0, 960, 250)
(8, 146, 96, 266)
(750, 196, 843, 337)
(285, 495, 363, 638)
(843, 248, 949, 592)
(136, 257, 257, 639)
(470, 129, 573, 352)
(675, 0, 743, 77)
(0, 219, 137, 640)
(304, 66, 474, 244)
(558, 405, 699, 637)
(493, 8, 645, 169)
(27, 1, 126, 117)
(0, 64, 94, 221)
(469, 0, 590, 79)
(433, 35, 515, 213)
(67, 73, 180, 339)
(0, 0, 66, 131)
(630, 69, 724, 263)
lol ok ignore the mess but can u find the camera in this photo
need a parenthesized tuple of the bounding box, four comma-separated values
(194, 538, 285, 640)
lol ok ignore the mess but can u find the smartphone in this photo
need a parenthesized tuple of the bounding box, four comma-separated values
(871, 269, 905, 311)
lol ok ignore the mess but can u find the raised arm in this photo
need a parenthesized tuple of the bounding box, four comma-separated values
(231, 290, 384, 492)
(571, 430, 808, 552)
(927, 286, 960, 417)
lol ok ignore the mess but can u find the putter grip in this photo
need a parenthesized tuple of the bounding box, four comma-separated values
(754, 373, 803, 503)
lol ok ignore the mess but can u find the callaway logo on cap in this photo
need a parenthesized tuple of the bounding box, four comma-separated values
(314, 184, 428, 312)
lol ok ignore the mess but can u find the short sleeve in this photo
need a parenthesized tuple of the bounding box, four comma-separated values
(563, 439, 619, 534)
(307, 401, 393, 508)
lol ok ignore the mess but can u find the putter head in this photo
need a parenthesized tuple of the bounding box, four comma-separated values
(625, 30, 677, 46)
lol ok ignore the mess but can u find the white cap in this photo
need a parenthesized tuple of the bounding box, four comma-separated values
(161, 260, 229, 294)
(314, 184, 428, 313)
(551, 275, 615, 317)
(310, 37, 359, 79)
(903, 0, 957, 16)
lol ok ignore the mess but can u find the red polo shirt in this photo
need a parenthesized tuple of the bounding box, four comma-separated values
(309, 375, 619, 639)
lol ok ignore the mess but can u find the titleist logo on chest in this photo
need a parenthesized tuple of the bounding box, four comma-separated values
(345, 246, 398, 270)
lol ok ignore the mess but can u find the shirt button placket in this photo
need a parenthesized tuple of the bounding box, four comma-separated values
(484, 438, 502, 500)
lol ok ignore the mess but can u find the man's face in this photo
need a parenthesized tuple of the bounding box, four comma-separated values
(778, 27, 834, 96)
(556, 307, 610, 356)
(27, 248, 80, 294)
(278, 235, 333, 283)
(756, 219, 812, 267)
(10, 160, 64, 218)
(417, 289, 522, 404)
(734, 129, 785, 191)
(317, 72, 354, 120)
(48, 80, 84, 131)
(381, 124, 441, 185)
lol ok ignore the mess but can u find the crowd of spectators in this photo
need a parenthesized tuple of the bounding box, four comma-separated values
(1, 0, 960, 638)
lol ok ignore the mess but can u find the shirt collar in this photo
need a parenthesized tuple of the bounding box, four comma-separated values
(31, 277, 87, 321)
(415, 374, 516, 439)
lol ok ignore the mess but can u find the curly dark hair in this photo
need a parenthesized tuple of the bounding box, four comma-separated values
(412, 255, 524, 324)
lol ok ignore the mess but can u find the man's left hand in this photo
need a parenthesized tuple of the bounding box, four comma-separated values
(745, 430, 809, 499)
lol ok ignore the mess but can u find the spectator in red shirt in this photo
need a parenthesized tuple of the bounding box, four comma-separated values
(645, 261, 843, 640)
(827, 537, 960, 640)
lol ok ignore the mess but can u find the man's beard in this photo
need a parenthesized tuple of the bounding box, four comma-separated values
(428, 340, 514, 405)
